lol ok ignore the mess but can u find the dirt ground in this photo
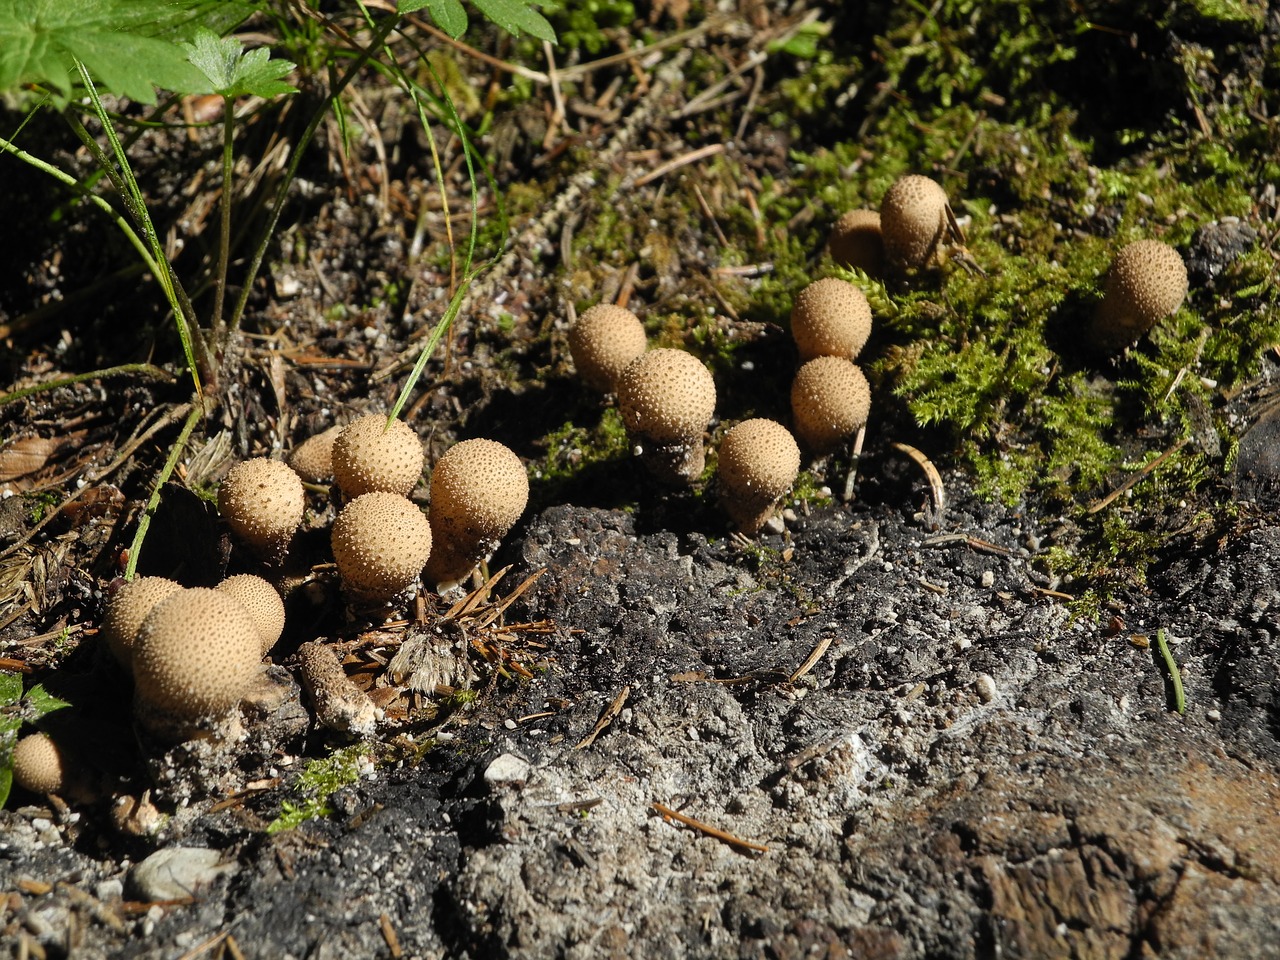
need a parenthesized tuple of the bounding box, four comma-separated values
(2, 1, 1280, 957)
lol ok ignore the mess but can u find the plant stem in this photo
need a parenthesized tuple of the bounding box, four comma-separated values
(229, 12, 400, 334)
(211, 95, 235, 343)
(1154, 629, 1186, 715)
(0, 364, 174, 408)
(124, 400, 203, 580)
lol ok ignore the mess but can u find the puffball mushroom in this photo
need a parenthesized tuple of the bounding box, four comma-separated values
(828, 209, 886, 277)
(218, 458, 304, 563)
(331, 491, 433, 602)
(215, 574, 286, 654)
(1090, 239, 1189, 351)
(568, 303, 648, 392)
(616, 348, 717, 485)
(287, 424, 342, 484)
(132, 588, 264, 731)
(790, 277, 873, 362)
(12, 732, 67, 796)
(424, 439, 529, 585)
(791, 356, 872, 453)
(717, 419, 801, 534)
(880, 174, 951, 271)
(101, 576, 182, 671)
(332, 413, 424, 499)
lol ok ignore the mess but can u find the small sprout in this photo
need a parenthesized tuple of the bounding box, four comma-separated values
(424, 439, 529, 585)
(12, 732, 66, 796)
(790, 277, 873, 362)
(828, 209, 885, 277)
(716, 419, 801, 534)
(132, 588, 264, 735)
(331, 492, 433, 602)
(879, 174, 951, 271)
(287, 424, 342, 484)
(218, 458, 305, 563)
(616, 348, 717, 485)
(790, 356, 872, 453)
(215, 574, 286, 654)
(568, 303, 648, 392)
(100, 576, 182, 671)
(331, 413, 424, 500)
(1091, 239, 1189, 351)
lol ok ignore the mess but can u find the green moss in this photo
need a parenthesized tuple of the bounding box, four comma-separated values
(535, 406, 631, 485)
(266, 744, 370, 834)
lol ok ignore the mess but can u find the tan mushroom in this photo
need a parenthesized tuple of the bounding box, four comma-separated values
(101, 576, 182, 671)
(12, 732, 67, 796)
(616, 348, 717, 484)
(287, 424, 342, 484)
(332, 413, 425, 500)
(568, 304, 648, 392)
(790, 277, 873, 362)
(717, 419, 801, 534)
(424, 439, 529, 585)
(331, 492, 433, 602)
(132, 588, 264, 735)
(828, 209, 886, 277)
(791, 356, 872, 453)
(218, 458, 305, 563)
(880, 175, 951, 271)
(215, 574, 286, 654)
(1090, 239, 1189, 351)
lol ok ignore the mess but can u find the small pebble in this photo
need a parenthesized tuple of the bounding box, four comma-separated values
(980, 570, 995, 588)
(975, 673, 998, 704)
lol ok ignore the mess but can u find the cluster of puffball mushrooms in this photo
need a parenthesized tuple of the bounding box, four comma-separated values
(10, 418, 529, 795)
(10, 176, 1192, 798)
(570, 173, 1191, 537)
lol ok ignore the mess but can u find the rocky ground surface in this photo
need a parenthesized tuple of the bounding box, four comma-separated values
(3, 1, 1280, 958)
(5, 461, 1280, 959)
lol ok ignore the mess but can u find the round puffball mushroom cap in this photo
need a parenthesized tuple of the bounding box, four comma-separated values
(791, 356, 872, 453)
(331, 492, 433, 602)
(12, 733, 66, 795)
(218, 458, 304, 562)
(332, 414, 425, 500)
(717, 419, 801, 534)
(1092, 239, 1189, 349)
(568, 304, 648, 392)
(425, 440, 528, 584)
(880, 175, 949, 270)
(828, 209, 886, 277)
(215, 574, 286, 654)
(101, 576, 182, 670)
(132, 588, 263, 724)
(790, 278, 873, 362)
(616, 348, 717, 447)
(287, 424, 342, 484)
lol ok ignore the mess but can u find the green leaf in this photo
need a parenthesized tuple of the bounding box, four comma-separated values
(0, 671, 21, 707)
(470, 0, 556, 42)
(183, 27, 297, 100)
(24, 684, 70, 721)
(0, 0, 254, 104)
(423, 0, 469, 38)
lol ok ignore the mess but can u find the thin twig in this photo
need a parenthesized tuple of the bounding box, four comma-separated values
(632, 143, 725, 188)
(1086, 438, 1188, 515)
(652, 802, 769, 854)
(788, 637, 832, 684)
(575, 685, 630, 749)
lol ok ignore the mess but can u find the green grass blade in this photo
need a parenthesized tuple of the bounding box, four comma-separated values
(1154, 629, 1186, 715)
(124, 400, 203, 580)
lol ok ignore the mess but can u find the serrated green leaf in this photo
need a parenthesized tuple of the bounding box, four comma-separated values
(24, 684, 71, 721)
(0, 0, 255, 104)
(183, 27, 296, 100)
(424, 0, 469, 38)
(471, 0, 556, 42)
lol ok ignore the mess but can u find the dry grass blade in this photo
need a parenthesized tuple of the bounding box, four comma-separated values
(788, 637, 832, 684)
(891, 441, 946, 528)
